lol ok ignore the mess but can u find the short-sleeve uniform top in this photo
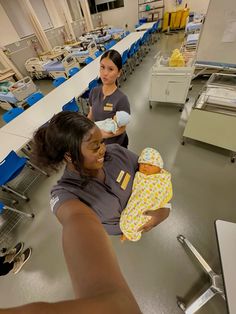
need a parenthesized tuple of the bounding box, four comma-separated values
(50, 144, 138, 235)
(89, 86, 131, 145)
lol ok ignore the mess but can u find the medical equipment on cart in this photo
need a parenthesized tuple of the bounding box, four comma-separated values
(69, 41, 97, 64)
(0, 81, 13, 94)
(0, 82, 15, 110)
(25, 58, 48, 79)
(149, 52, 194, 110)
(182, 73, 236, 162)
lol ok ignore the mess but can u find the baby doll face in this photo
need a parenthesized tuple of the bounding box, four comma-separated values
(139, 163, 161, 175)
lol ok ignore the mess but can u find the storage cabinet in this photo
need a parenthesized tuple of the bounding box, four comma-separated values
(149, 55, 194, 108)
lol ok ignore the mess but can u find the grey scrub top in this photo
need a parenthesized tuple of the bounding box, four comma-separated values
(50, 144, 138, 235)
(89, 86, 131, 146)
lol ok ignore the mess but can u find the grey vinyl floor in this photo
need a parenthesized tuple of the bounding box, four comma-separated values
(0, 32, 235, 314)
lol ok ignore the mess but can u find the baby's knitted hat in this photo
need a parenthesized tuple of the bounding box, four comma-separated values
(116, 111, 131, 127)
(138, 147, 163, 168)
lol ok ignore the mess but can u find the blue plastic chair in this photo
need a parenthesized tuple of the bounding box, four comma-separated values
(128, 42, 137, 71)
(0, 201, 34, 218)
(121, 50, 130, 80)
(84, 57, 93, 65)
(0, 150, 48, 201)
(104, 42, 112, 50)
(68, 67, 80, 77)
(95, 50, 103, 58)
(139, 17, 147, 25)
(81, 78, 99, 100)
(26, 92, 44, 106)
(122, 49, 129, 66)
(109, 40, 117, 47)
(2, 107, 24, 123)
(80, 78, 99, 114)
(62, 98, 79, 112)
(53, 77, 66, 87)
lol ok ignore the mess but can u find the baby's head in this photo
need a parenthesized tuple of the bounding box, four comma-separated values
(113, 111, 131, 127)
(138, 148, 163, 175)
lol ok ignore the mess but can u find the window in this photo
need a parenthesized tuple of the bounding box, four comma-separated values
(108, 0, 124, 10)
(96, 3, 109, 12)
(88, 0, 124, 13)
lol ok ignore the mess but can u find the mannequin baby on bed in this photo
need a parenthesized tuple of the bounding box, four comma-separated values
(95, 110, 130, 134)
(120, 147, 173, 242)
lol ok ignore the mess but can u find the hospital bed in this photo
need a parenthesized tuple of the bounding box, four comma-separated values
(185, 22, 202, 34)
(66, 42, 97, 64)
(95, 33, 111, 44)
(194, 61, 236, 78)
(182, 73, 236, 162)
(43, 55, 80, 79)
(0, 76, 37, 109)
(185, 33, 199, 49)
(0, 91, 18, 105)
(185, 12, 204, 34)
(25, 57, 49, 79)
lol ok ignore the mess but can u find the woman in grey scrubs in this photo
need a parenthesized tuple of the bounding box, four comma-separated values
(87, 49, 130, 148)
(18, 111, 169, 313)
(33, 111, 170, 236)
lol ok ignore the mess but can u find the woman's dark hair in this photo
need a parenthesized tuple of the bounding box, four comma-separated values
(32, 111, 95, 176)
(100, 49, 122, 71)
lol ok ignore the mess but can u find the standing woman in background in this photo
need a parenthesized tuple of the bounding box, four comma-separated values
(87, 49, 130, 148)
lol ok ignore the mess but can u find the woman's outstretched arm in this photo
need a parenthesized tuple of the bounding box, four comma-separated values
(0, 200, 141, 314)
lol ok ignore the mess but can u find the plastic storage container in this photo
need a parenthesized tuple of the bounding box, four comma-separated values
(9, 76, 37, 101)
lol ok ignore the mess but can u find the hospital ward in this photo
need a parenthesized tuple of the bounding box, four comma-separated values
(0, 0, 236, 313)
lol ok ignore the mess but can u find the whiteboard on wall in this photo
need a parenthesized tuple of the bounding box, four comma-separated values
(196, 0, 236, 65)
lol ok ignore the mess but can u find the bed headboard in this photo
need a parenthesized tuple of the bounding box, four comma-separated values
(196, 0, 236, 66)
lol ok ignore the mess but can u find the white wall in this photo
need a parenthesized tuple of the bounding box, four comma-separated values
(186, 0, 210, 14)
(101, 0, 138, 31)
(101, 0, 210, 31)
(0, 3, 20, 46)
(164, 0, 210, 14)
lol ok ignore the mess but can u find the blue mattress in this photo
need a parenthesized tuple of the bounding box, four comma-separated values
(95, 34, 111, 44)
(195, 61, 236, 69)
(186, 33, 199, 44)
(185, 22, 202, 32)
(43, 60, 65, 72)
(70, 49, 89, 57)
(0, 91, 18, 104)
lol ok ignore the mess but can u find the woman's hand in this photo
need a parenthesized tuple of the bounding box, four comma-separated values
(137, 207, 170, 233)
(101, 129, 113, 139)
(101, 126, 126, 139)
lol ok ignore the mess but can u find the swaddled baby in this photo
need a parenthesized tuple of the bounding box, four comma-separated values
(120, 147, 173, 241)
(95, 110, 130, 133)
